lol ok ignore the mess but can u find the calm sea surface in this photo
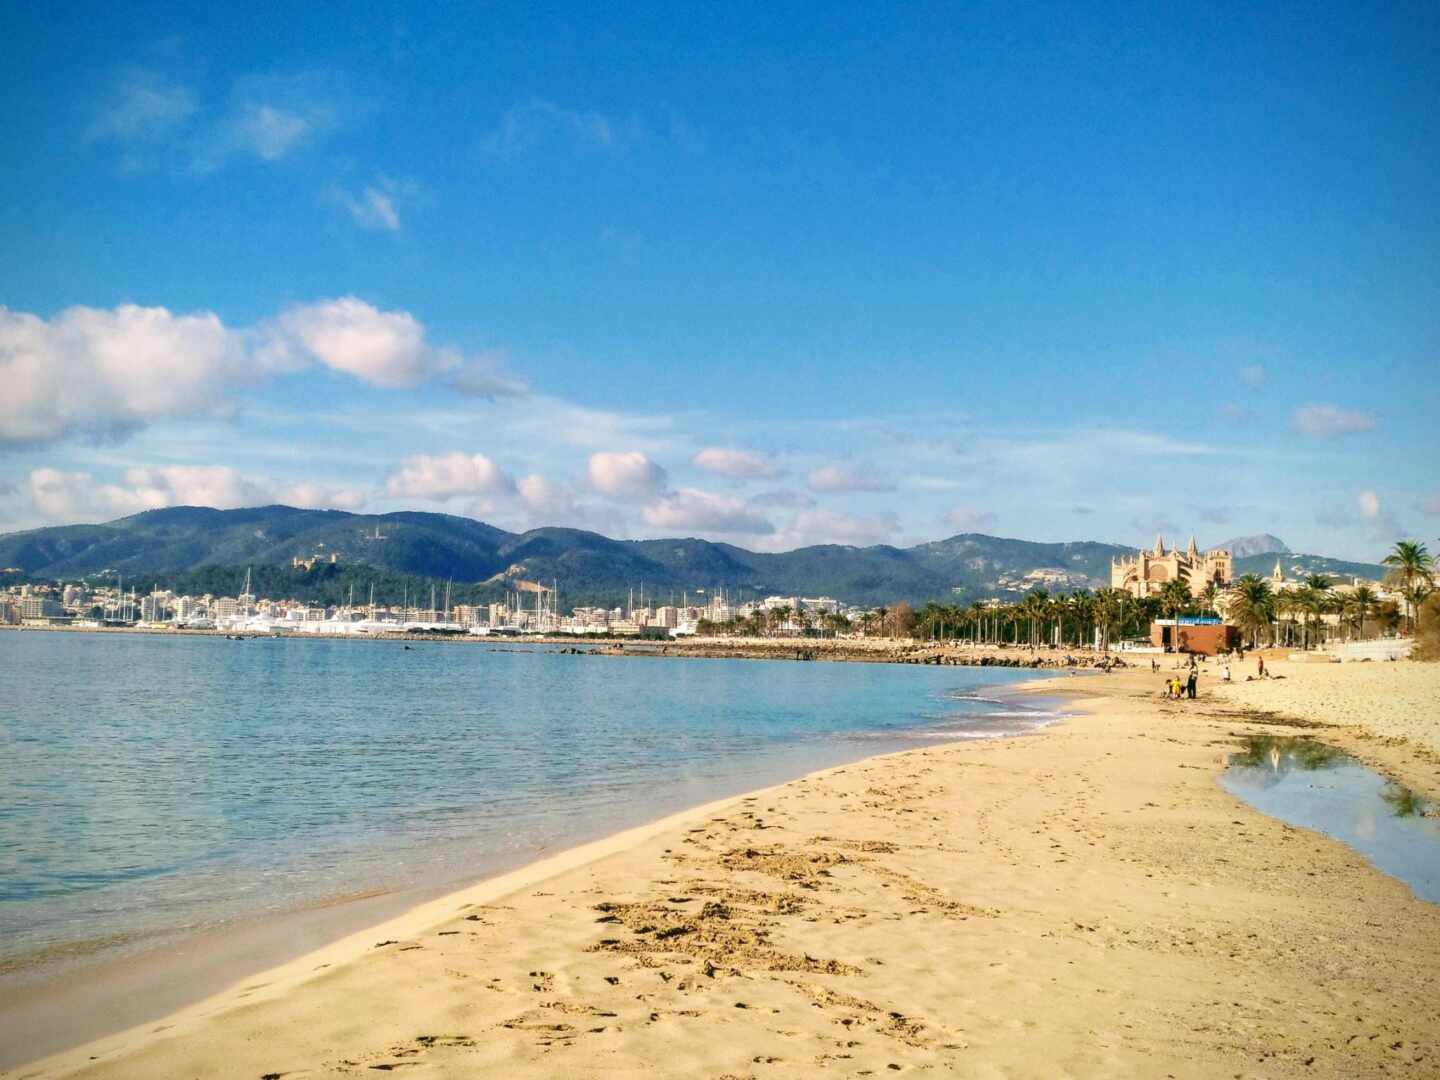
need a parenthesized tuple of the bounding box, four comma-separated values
(0, 631, 1061, 980)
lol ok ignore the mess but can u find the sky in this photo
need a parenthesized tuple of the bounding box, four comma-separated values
(1, 2, 1437, 561)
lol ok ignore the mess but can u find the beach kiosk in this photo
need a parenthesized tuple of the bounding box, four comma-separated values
(1150, 616, 1239, 656)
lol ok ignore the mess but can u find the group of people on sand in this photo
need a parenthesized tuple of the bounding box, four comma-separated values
(1163, 664, 1199, 700)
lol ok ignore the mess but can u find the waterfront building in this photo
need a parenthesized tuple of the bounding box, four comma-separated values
(19, 596, 69, 624)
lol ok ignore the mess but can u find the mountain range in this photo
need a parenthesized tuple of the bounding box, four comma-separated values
(0, 506, 1388, 608)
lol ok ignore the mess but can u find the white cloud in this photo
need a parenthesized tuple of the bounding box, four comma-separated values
(588, 451, 668, 498)
(805, 464, 894, 494)
(276, 482, 367, 511)
(760, 509, 899, 551)
(1292, 403, 1377, 438)
(642, 488, 773, 535)
(1239, 364, 1266, 388)
(1219, 402, 1249, 422)
(89, 68, 196, 142)
(384, 452, 516, 500)
(481, 99, 641, 160)
(517, 473, 577, 516)
(0, 303, 249, 445)
(691, 447, 777, 479)
(943, 506, 998, 531)
(1, 298, 527, 448)
(1421, 492, 1440, 515)
(1358, 490, 1380, 520)
(268, 298, 441, 388)
(28, 465, 267, 521)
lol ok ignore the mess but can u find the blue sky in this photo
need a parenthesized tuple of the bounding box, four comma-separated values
(2, 2, 1436, 560)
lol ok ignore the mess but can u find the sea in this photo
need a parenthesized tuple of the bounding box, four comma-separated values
(0, 630, 1063, 987)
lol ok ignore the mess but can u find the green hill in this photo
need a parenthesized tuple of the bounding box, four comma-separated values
(0, 505, 1390, 608)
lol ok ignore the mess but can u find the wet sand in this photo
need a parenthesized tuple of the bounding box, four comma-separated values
(9, 664, 1439, 1079)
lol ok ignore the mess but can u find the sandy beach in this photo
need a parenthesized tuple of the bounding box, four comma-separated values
(1215, 654, 1440, 755)
(8, 658, 1440, 1079)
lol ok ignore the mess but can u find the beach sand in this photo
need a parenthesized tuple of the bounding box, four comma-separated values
(1215, 655, 1440, 754)
(10, 665, 1440, 1079)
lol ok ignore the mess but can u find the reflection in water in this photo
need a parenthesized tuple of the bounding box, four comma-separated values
(1220, 736, 1440, 903)
(1230, 735, 1346, 774)
(1381, 783, 1431, 819)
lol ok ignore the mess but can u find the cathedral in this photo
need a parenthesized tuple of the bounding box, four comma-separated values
(1111, 536, 1233, 599)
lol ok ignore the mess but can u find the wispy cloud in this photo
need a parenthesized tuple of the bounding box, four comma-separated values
(1219, 402, 1249, 423)
(88, 67, 197, 142)
(481, 99, 642, 160)
(757, 509, 900, 552)
(192, 72, 345, 173)
(333, 175, 419, 232)
(1292, 403, 1377, 439)
(1239, 364, 1266, 388)
(806, 464, 894, 494)
(691, 447, 778, 480)
(943, 506, 998, 531)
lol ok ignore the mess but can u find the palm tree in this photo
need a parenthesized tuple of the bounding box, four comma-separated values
(1344, 585, 1378, 640)
(1199, 581, 1220, 617)
(1093, 588, 1125, 652)
(1157, 579, 1192, 651)
(1068, 590, 1094, 649)
(1274, 588, 1303, 648)
(1298, 574, 1333, 649)
(1228, 574, 1274, 648)
(1382, 540, 1435, 634)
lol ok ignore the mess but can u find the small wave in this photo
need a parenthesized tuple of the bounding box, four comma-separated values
(965, 709, 1067, 720)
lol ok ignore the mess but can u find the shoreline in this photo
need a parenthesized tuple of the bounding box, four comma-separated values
(1, 714, 1067, 1077)
(8, 664, 1440, 1077)
(0, 623, 1134, 669)
(0, 672, 1071, 1070)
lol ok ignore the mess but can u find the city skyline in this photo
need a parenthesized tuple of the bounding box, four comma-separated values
(3, 4, 1438, 561)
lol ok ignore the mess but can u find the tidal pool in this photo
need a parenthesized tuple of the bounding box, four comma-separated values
(1219, 735, 1440, 903)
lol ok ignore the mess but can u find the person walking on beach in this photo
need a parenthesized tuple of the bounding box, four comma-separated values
(1257, 655, 1266, 678)
(1186, 668, 1198, 699)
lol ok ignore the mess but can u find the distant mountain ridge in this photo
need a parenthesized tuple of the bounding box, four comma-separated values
(0, 506, 1388, 607)
(1218, 533, 1290, 558)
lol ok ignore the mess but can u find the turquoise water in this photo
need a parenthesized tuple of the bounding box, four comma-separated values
(1219, 736, 1440, 903)
(0, 631, 1062, 978)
